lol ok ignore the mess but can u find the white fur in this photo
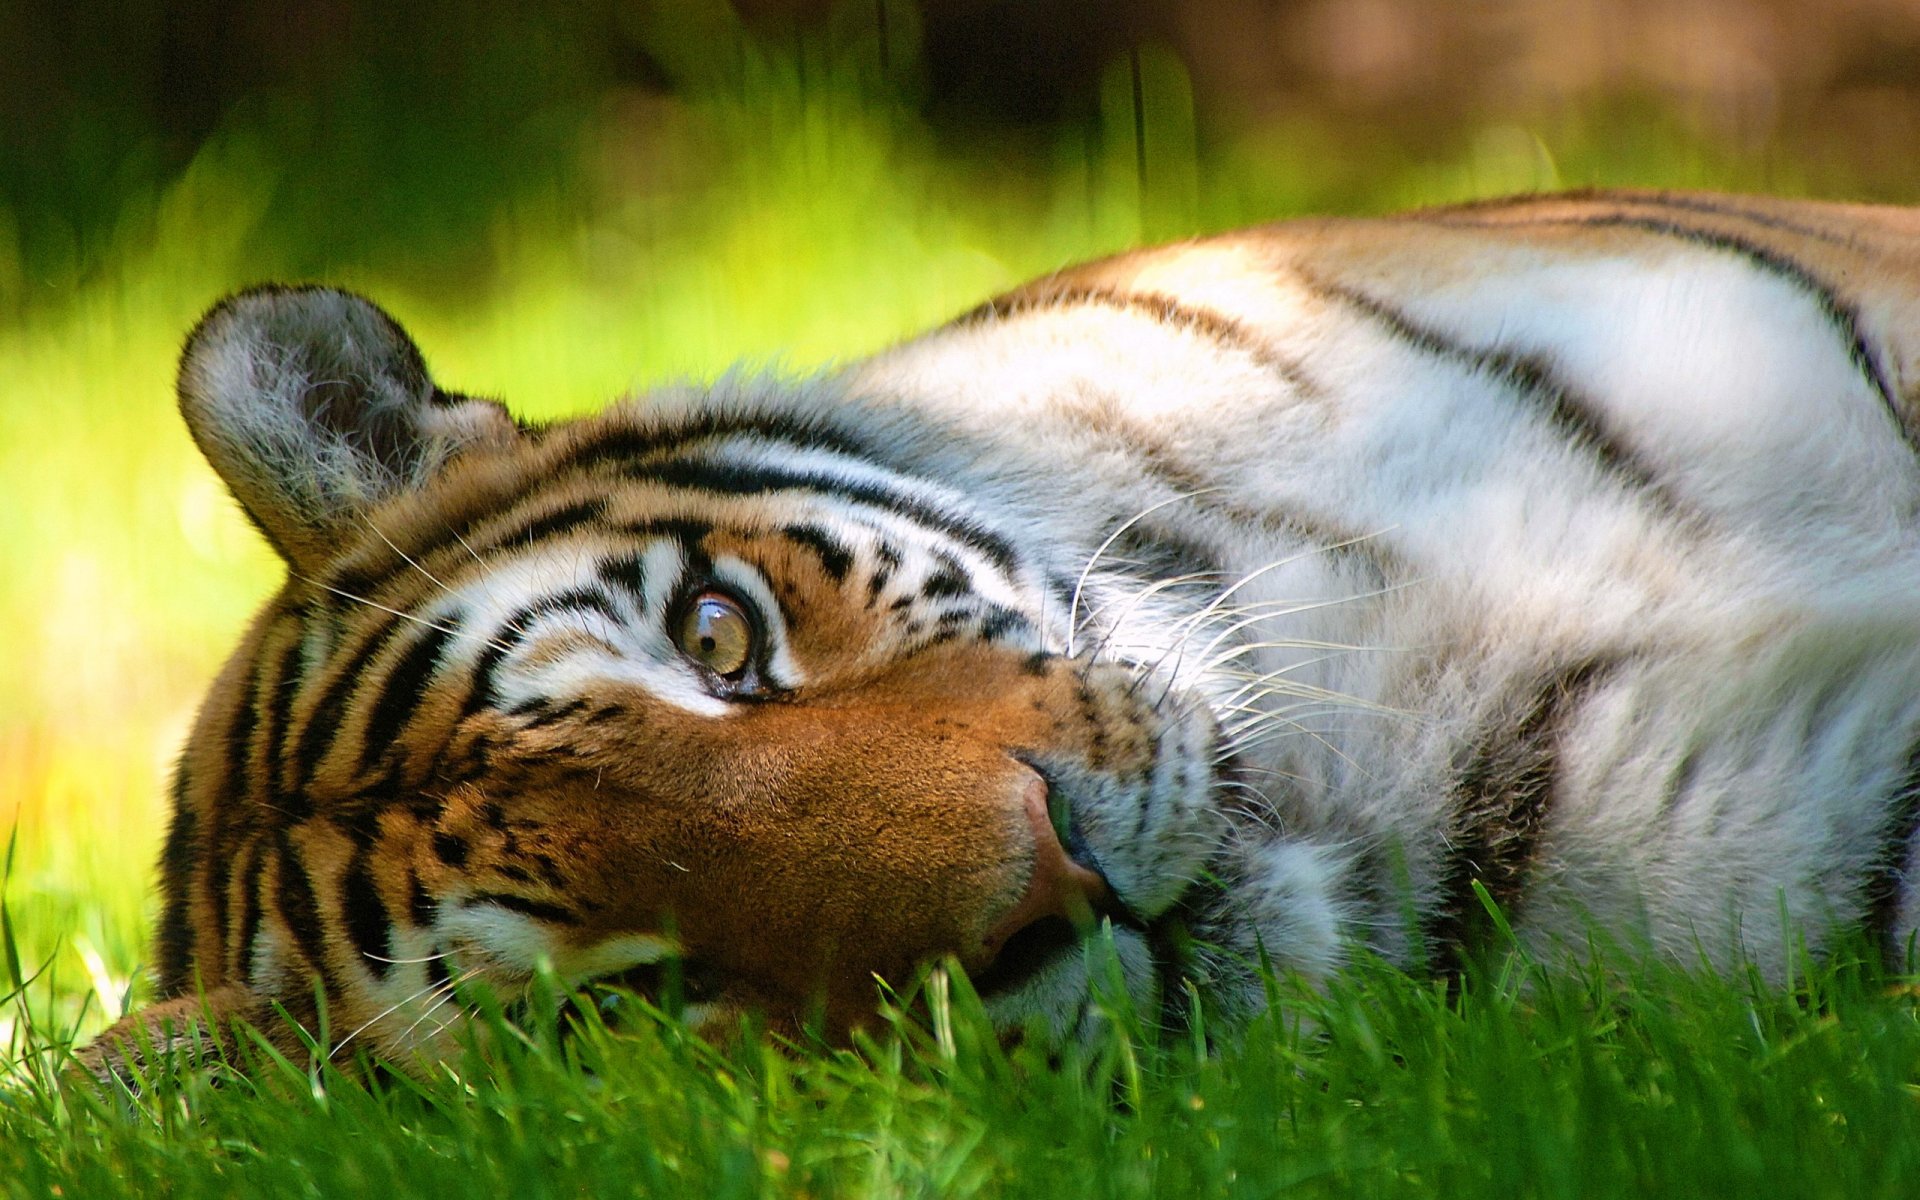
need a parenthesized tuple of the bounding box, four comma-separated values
(810, 220, 1920, 1016)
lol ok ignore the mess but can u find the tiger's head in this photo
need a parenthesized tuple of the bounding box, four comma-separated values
(151, 286, 1236, 1065)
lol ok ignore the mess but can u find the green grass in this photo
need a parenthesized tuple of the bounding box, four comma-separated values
(5, 935, 1919, 1199)
(4, 4, 1919, 1195)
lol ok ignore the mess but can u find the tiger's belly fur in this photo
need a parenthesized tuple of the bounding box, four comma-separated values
(87, 189, 1920, 1073)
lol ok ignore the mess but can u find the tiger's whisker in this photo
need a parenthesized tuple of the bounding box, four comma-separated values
(292, 573, 516, 655)
(1067, 489, 1219, 657)
(359, 513, 456, 598)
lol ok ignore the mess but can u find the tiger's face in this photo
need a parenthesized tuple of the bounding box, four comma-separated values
(152, 286, 1228, 1063)
(384, 482, 1226, 1049)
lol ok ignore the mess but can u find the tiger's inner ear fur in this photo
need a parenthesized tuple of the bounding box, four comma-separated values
(178, 285, 518, 571)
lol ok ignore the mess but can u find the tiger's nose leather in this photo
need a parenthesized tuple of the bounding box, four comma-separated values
(975, 775, 1113, 967)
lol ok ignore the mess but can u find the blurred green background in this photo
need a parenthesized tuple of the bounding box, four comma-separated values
(4, 0, 1919, 1045)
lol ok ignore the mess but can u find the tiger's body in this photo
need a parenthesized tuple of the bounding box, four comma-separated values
(89, 189, 1920, 1073)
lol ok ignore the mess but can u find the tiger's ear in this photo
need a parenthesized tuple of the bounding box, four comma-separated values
(178, 285, 518, 572)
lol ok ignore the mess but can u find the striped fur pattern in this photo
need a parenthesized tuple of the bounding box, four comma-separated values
(87, 189, 1920, 1074)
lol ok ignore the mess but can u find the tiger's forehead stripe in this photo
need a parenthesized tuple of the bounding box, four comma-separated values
(543, 405, 884, 475)
(319, 431, 1031, 621)
(356, 619, 462, 775)
(627, 451, 1024, 572)
(316, 406, 1028, 608)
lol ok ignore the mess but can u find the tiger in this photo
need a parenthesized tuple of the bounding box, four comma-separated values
(82, 188, 1920, 1079)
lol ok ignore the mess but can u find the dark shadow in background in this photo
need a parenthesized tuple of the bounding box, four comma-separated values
(5, 0, 1919, 302)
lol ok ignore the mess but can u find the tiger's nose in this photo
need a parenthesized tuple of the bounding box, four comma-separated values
(976, 775, 1114, 969)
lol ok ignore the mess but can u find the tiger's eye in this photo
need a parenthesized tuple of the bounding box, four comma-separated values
(677, 592, 754, 678)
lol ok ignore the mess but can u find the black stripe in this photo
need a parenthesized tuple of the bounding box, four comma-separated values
(1424, 209, 1910, 456)
(866, 544, 900, 603)
(264, 638, 308, 818)
(358, 621, 459, 772)
(536, 586, 623, 625)
(1306, 274, 1689, 517)
(608, 516, 713, 551)
(154, 772, 197, 992)
(328, 497, 610, 603)
(432, 832, 470, 868)
(465, 892, 580, 926)
(328, 412, 874, 588)
(275, 830, 338, 997)
(158, 763, 195, 873)
(1104, 523, 1228, 589)
(460, 586, 626, 718)
(295, 616, 406, 791)
(635, 456, 1021, 573)
(1051, 395, 1403, 587)
(336, 803, 382, 848)
(923, 556, 969, 598)
(341, 847, 394, 980)
(474, 497, 608, 556)
(320, 415, 877, 607)
(1422, 189, 1855, 248)
(233, 841, 266, 984)
(952, 284, 1317, 394)
(324, 560, 396, 614)
(1865, 739, 1920, 966)
(978, 606, 1030, 642)
(1431, 659, 1614, 971)
(552, 412, 880, 476)
(1606, 192, 1855, 247)
(781, 524, 854, 582)
(1050, 574, 1082, 636)
(516, 698, 590, 730)
(208, 649, 264, 949)
(408, 872, 436, 927)
(460, 614, 540, 720)
(598, 551, 648, 601)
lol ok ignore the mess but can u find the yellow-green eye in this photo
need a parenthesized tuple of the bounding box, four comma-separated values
(677, 592, 754, 678)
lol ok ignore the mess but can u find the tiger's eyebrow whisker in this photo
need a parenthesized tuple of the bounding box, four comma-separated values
(292, 572, 516, 655)
(446, 522, 487, 568)
(359, 513, 455, 598)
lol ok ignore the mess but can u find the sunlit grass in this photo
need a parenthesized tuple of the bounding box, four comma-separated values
(4, 932, 1918, 1198)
